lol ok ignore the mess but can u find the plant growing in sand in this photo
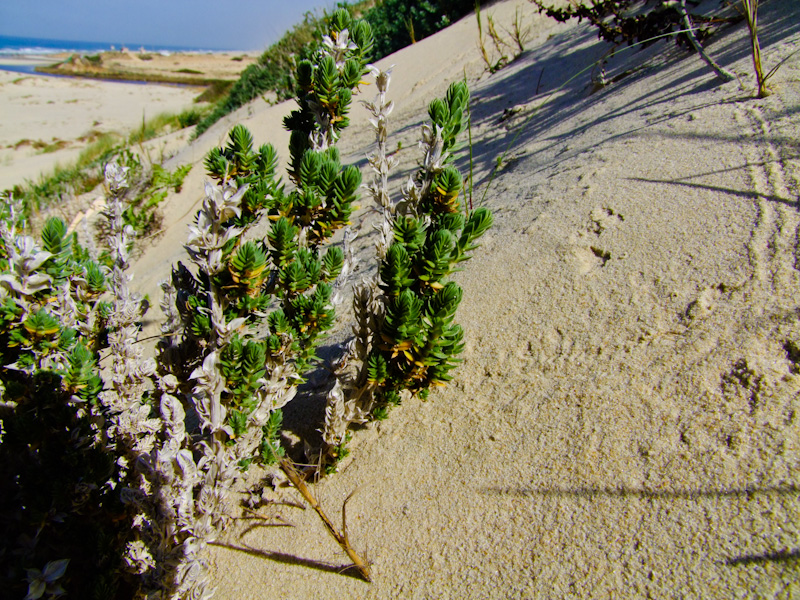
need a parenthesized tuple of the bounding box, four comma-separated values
(0, 8, 491, 597)
(476, 1, 533, 73)
(739, 0, 796, 97)
(743, 0, 768, 96)
(529, 0, 719, 46)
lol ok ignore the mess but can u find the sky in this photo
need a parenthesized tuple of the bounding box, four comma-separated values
(0, 0, 346, 51)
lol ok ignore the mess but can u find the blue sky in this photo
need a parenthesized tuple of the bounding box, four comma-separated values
(0, 0, 345, 50)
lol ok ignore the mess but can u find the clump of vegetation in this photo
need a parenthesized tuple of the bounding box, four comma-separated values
(529, 0, 740, 47)
(363, 0, 477, 56)
(7, 108, 204, 225)
(477, 1, 533, 73)
(193, 0, 479, 138)
(531, 0, 792, 95)
(0, 8, 491, 596)
(128, 108, 210, 146)
(194, 79, 233, 103)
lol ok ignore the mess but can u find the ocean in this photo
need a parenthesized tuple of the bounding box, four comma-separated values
(0, 34, 233, 76)
(0, 34, 229, 57)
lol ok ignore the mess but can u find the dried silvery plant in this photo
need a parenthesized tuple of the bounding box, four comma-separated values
(0, 193, 125, 598)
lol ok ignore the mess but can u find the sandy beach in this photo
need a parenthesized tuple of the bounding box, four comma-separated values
(2, 0, 800, 597)
(34, 49, 257, 83)
(0, 69, 201, 191)
(0, 49, 257, 192)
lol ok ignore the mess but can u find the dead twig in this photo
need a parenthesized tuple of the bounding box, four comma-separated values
(278, 457, 372, 582)
(678, 0, 735, 81)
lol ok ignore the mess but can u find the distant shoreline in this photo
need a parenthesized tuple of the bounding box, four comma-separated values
(0, 49, 256, 86)
(34, 64, 224, 87)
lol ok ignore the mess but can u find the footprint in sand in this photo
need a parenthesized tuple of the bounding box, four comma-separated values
(572, 244, 611, 274)
(683, 284, 726, 323)
(588, 206, 624, 235)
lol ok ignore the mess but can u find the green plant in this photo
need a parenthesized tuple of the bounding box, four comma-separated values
(739, 0, 796, 98)
(477, 1, 510, 73)
(128, 110, 196, 146)
(320, 68, 493, 468)
(363, 0, 476, 58)
(475, 2, 532, 74)
(194, 79, 234, 104)
(508, 5, 533, 54)
(0, 8, 492, 597)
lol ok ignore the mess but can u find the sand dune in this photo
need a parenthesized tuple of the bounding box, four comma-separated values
(2, 0, 799, 597)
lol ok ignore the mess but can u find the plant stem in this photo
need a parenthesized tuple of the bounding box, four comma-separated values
(278, 457, 372, 582)
(678, 0, 735, 81)
(743, 0, 769, 97)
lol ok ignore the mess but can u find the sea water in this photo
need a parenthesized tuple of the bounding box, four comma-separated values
(0, 34, 229, 75)
(0, 34, 226, 57)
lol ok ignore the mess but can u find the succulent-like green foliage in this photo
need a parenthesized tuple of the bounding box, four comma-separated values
(63, 343, 103, 404)
(455, 207, 494, 263)
(342, 78, 494, 428)
(228, 241, 269, 296)
(284, 8, 374, 179)
(268, 217, 300, 269)
(428, 80, 469, 157)
(260, 409, 285, 464)
(220, 335, 268, 429)
(280, 144, 362, 248)
(380, 243, 415, 296)
(321, 246, 344, 282)
(204, 124, 283, 226)
(41, 217, 74, 285)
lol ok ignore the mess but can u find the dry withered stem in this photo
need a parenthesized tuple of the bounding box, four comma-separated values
(278, 457, 372, 582)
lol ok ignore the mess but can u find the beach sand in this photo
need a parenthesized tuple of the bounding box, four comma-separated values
(35, 49, 257, 83)
(0, 67, 202, 191)
(0, 48, 259, 192)
(3, 0, 800, 597)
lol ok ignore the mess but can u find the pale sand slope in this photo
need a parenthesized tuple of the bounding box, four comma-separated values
(0, 69, 202, 190)
(185, 0, 798, 597)
(19, 0, 800, 596)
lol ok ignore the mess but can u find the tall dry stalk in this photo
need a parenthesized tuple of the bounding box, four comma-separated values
(743, 0, 769, 97)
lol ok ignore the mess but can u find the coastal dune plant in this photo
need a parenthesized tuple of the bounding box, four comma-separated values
(476, 1, 533, 73)
(743, 0, 768, 96)
(0, 8, 491, 598)
(739, 0, 795, 97)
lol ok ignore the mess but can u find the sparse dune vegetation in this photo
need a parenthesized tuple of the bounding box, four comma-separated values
(1, 0, 799, 598)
